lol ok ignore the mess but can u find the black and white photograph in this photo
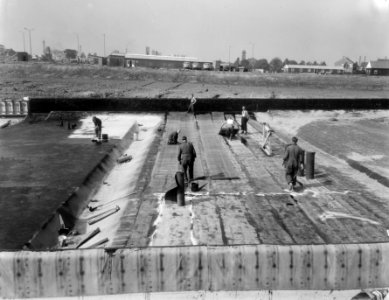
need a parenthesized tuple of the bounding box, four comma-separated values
(0, 0, 389, 299)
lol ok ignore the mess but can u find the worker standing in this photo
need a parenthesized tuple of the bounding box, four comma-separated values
(168, 129, 181, 145)
(241, 106, 249, 134)
(177, 136, 197, 184)
(283, 136, 304, 191)
(92, 116, 102, 141)
(187, 94, 197, 114)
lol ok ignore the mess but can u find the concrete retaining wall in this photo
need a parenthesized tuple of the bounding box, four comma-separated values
(0, 243, 388, 298)
(28, 98, 389, 113)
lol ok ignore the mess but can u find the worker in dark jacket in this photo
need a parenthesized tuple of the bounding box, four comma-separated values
(168, 129, 180, 144)
(283, 136, 304, 191)
(92, 116, 102, 141)
(177, 136, 197, 183)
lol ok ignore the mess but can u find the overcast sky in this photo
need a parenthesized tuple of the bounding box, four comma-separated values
(1, 0, 388, 64)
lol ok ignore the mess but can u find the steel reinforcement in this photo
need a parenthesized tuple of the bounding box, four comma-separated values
(0, 243, 388, 298)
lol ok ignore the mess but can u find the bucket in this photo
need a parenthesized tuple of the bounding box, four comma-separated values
(298, 150, 305, 177)
(0, 101, 5, 115)
(13, 101, 21, 115)
(102, 133, 108, 142)
(191, 182, 199, 192)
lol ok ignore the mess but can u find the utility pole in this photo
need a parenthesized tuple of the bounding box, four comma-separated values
(228, 45, 231, 71)
(24, 27, 34, 57)
(76, 33, 80, 55)
(103, 33, 106, 57)
(20, 30, 26, 52)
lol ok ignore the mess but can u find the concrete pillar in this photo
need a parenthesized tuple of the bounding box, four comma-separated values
(5, 100, 13, 115)
(0, 101, 5, 115)
(305, 151, 315, 179)
(13, 101, 21, 115)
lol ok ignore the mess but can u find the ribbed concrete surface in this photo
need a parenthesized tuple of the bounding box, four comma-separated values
(0, 243, 388, 298)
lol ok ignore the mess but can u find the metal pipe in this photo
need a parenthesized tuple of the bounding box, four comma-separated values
(176, 171, 185, 206)
(305, 151, 315, 179)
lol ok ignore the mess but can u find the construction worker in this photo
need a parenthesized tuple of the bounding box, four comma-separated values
(168, 129, 180, 145)
(283, 136, 304, 191)
(241, 106, 249, 134)
(92, 116, 102, 141)
(187, 94, 197, 114)
(219, 117, 239, 140)
(177, 136, 197, 184)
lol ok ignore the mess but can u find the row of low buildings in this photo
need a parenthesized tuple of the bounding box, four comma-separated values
(283, 56, 389, 75)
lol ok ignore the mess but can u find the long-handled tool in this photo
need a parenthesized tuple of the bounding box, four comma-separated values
(260, 122, 274, 156)
(88, 191, 136, 212)
(76, 227, 101, 249)
(88, 206, 120, 225)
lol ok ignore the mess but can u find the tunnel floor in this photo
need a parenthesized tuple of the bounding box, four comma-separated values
(0, 110, 388, 250)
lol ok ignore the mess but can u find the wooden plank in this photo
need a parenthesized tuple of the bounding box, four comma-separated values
(192, 196, 224, 246)
(214, 195, 260, 245)
(266, 194, 325, 244)
(245, 194, 294, 244)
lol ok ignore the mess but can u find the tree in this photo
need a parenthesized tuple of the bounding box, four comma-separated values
(312, 61, 318, 66)
(42, 46, 52, 61)
(299, 60, 305, 65)
(289, 60, 298, 65)
(283, 58, 290, 66)
(240, 59, 250, 69)
(255, 58, 269, 71)
(320, 61, 326, 66)
(64, 49, 77, 59)
(269, 57, 283, 72)
(233, 57, 240, 67)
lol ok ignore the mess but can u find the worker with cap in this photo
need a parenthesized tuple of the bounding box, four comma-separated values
(177, 136, 197, 184)
(283, 136, 304, 191)
(92, 116, 102, 141)
(168, 129, 181, 145)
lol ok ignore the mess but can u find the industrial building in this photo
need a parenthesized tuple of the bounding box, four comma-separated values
(366, 59, 389, 76)
(107, 53, 214, 70)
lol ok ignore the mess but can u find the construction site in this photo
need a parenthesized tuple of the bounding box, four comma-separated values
(0, 93, 389, 299)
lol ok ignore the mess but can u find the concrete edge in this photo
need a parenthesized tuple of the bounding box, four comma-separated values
(26, 117, 141, 250)
(0, 243, 388, 298)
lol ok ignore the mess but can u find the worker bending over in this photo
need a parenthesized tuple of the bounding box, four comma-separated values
(177, 136, 197, 184)
(219, 117, 239, 140)
(283, 136, 304, 191)
(168, 129, 180, 145)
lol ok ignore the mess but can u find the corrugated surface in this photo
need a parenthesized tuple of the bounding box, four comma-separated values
(1, 243, 388, 298)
